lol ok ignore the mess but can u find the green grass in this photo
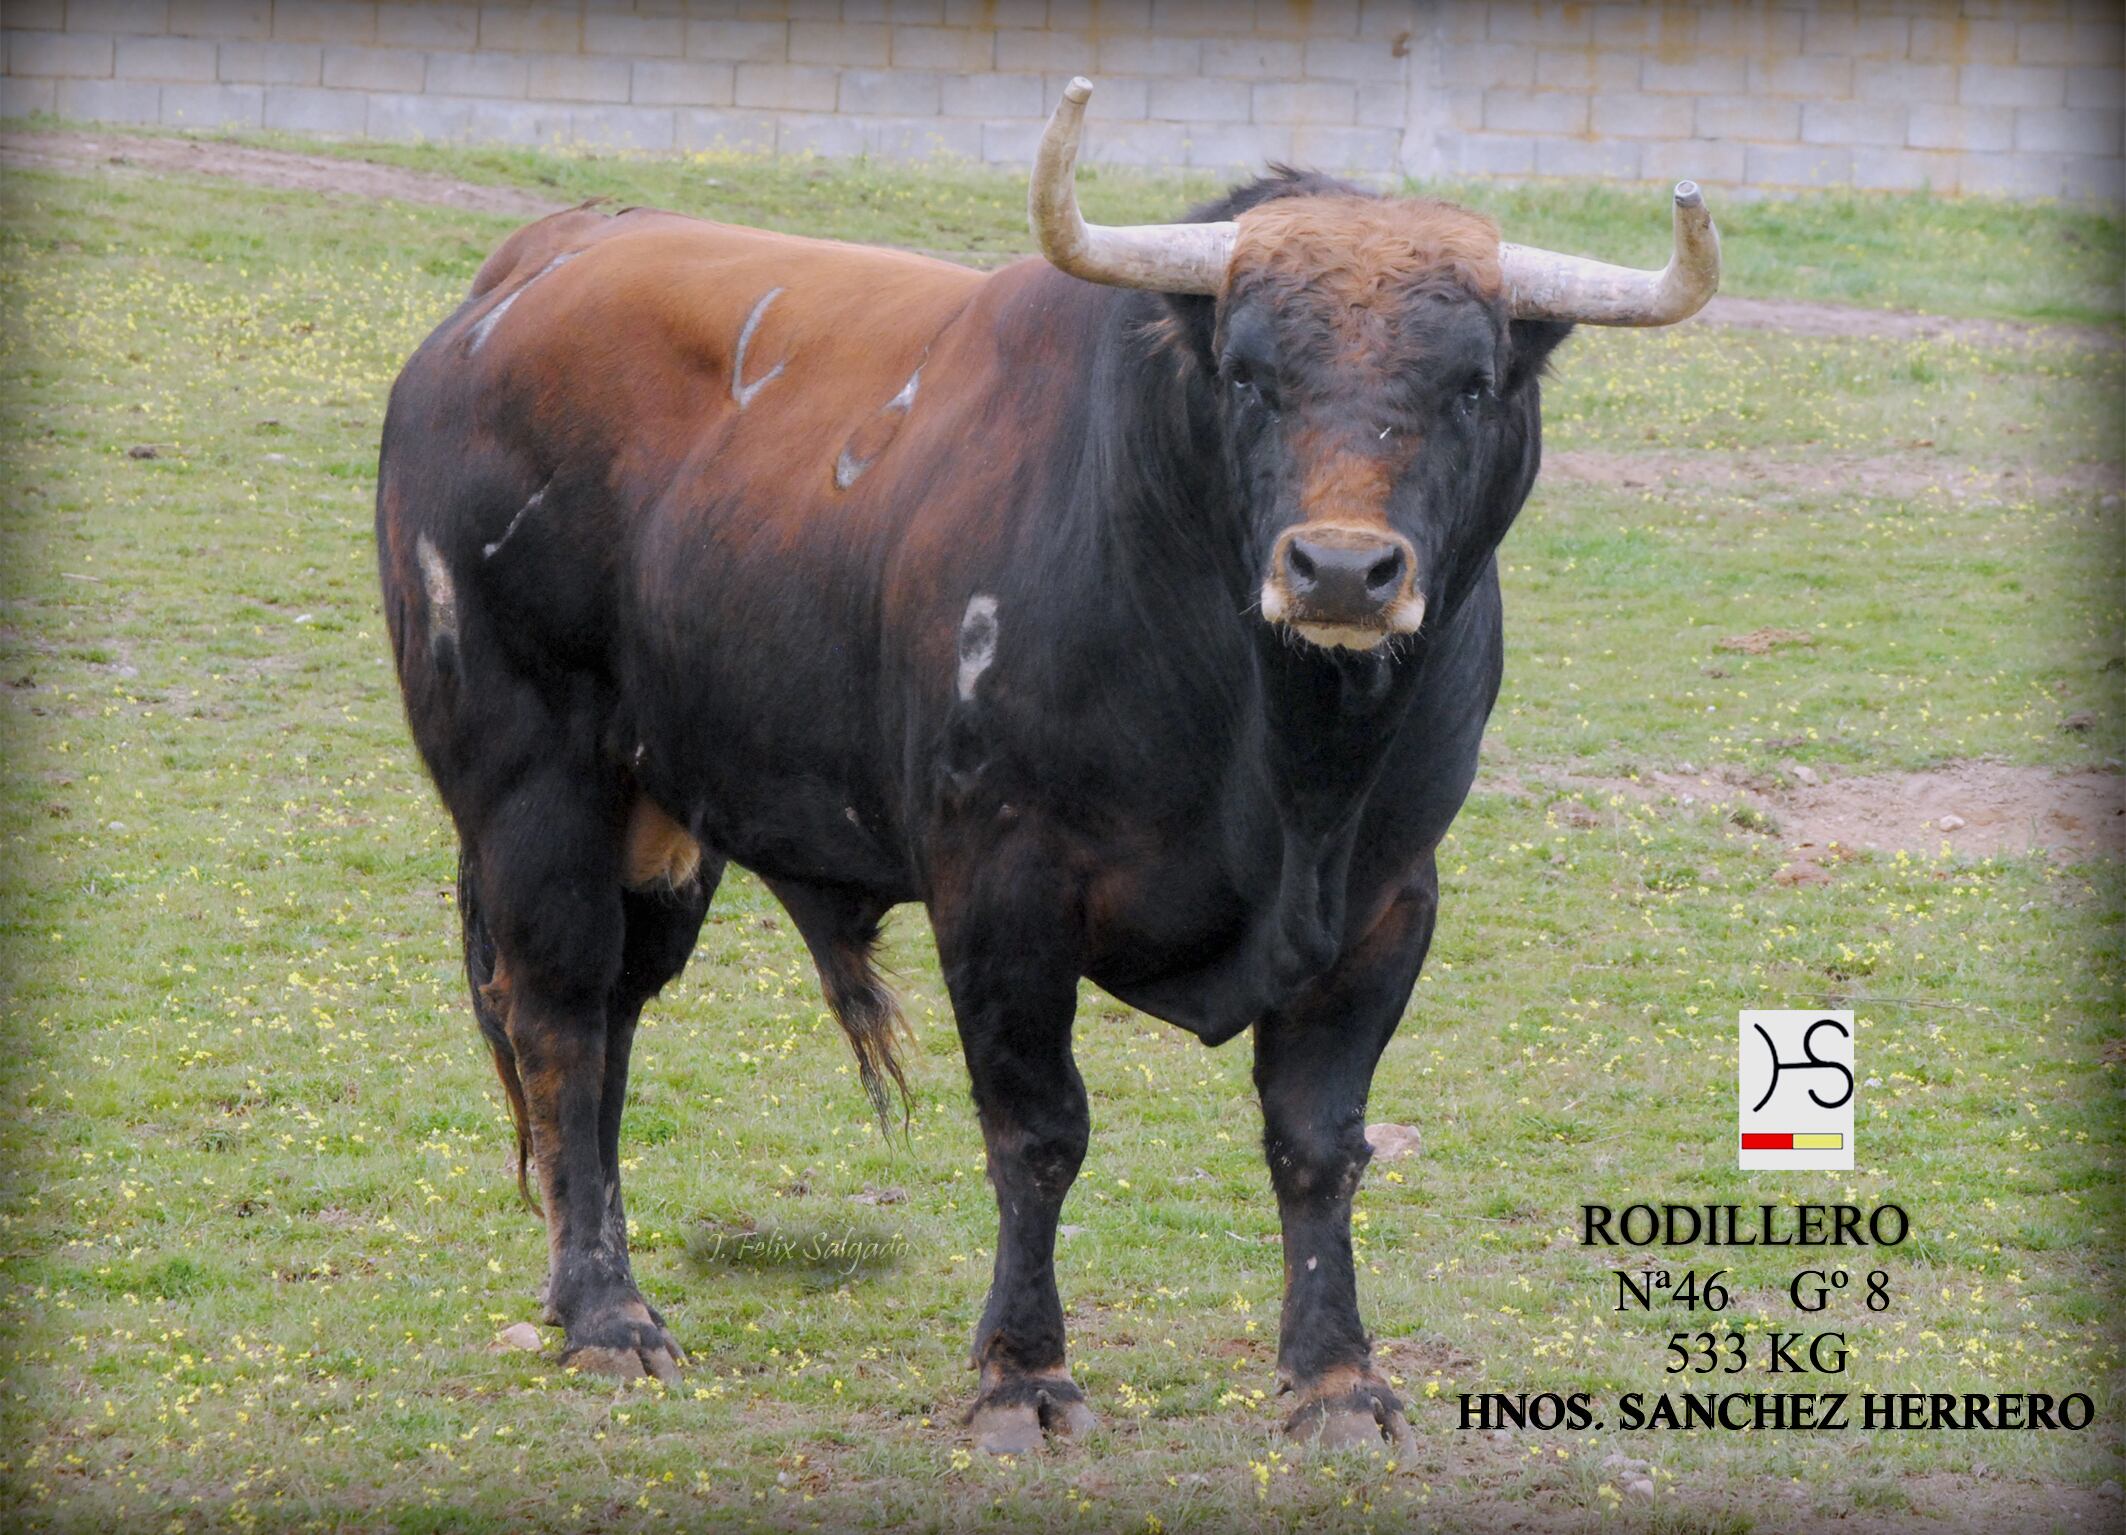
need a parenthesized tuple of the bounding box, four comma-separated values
(11, 115, 2125, 322)
(0, 141, 2122, 1533)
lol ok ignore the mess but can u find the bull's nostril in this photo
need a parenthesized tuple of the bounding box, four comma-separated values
(1365, 550, 1404, 595)
(1287, 545, 1317, 583)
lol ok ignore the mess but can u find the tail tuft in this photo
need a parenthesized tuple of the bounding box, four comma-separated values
(820, 919, 913, 1132)
(459, 850, 536, 1210)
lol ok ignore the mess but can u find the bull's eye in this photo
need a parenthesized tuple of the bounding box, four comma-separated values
(1457, 380, 1490, 416)
(1226, 361, 1277, 415)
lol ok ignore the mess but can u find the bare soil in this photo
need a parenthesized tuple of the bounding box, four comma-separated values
(1698, 292, 2121, 351)
(0, 129, 566, 218)
(3, 129, 2118, 354)
(1547, 447, 2124, 504)
(1529, 759, 2126, 864)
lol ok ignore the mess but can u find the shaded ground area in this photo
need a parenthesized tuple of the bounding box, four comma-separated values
(4, 128, 2117, 349)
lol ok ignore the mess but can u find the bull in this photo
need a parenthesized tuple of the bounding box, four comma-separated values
(376, 80, 1720, 1454)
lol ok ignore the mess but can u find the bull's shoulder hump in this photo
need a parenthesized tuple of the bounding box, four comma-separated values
(478, 214, 985, 363)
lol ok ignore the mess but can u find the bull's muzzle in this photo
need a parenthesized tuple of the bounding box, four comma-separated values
(1261, 525, 1425, 652)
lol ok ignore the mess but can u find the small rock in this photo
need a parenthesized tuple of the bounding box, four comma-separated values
(127, 444, 159, 460)
(2062, 711, 2094, 733)
(1602, 1452, 1650, 1475)
(1938, 813, 1966, 832)
(1792, 765, 1819, 787)
(496, 1322, 542, 1352)
(1365, 1122, 1422, 1161)
(1057, 1224, 1087, 1239)
(1627, 1477, 1655, 1499)
(262, 452, 289, 464)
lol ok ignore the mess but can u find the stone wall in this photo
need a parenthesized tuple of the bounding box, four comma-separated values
(2, 1, 2120, 202)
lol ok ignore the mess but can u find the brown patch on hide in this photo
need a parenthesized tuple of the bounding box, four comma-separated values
(1300, 449, 1394, 527)
(623, 795, 704, 891)
(1231, 196, 1502, 320)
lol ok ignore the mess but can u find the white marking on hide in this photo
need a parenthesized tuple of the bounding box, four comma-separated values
(833, 365, 922, 491)
(956, 593, 999, 701)
(467, 252, 575, 354)
(415, 534, 458, 646)
(483, 481, 548, 559)
(731, 286, 786, 409)
(1306, 1254, 1319, 1272)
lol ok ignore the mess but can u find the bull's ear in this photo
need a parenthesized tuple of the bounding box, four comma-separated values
(1155, 292, 1221, 374)
(1506, 319, 1573, 392)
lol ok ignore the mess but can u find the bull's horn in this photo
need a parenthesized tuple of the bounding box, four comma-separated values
(1029, 77, 1235, 294)
(1498, 182, 1721, 326)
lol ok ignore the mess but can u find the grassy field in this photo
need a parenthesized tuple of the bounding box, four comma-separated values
(0, 136, 2121, 1533)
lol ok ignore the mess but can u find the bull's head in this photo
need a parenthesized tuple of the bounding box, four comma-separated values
(1029, 79, 1720, 655)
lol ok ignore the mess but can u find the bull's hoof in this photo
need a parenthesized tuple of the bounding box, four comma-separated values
(1284, 1380, 1416, 1459)
(559, 1296, 684, 1385)
(967, 1376, 1098, 1456)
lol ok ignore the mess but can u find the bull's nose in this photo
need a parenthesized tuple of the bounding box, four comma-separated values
(1281, 531, 1408, 617)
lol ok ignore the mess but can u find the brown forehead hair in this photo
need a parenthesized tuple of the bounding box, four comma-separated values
(1228, 195, 1503, 317)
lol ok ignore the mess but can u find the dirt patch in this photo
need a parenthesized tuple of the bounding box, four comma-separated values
(0, 129, 566, 218)
(1546, 447, 2124, 505)
(1715, 627, 1814, 655)
(1535, 760, 2125, 862)
(1697, 293, 2121, 352)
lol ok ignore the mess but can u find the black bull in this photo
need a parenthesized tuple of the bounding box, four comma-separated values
(376, 167, 1613, 1455)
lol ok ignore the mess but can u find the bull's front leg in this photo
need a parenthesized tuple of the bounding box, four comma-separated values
(1251, 872, 1437, 1454)
(935, 866, 1098, 1456)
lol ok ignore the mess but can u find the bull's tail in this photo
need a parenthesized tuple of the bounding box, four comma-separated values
(829, 934, 912, 1130)
(775, 882, 912, 1129)
(458, 848, 536, 1210)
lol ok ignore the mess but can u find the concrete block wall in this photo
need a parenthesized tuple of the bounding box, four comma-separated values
(1428, 0, 2124, 201)
(2, 1, 2120, 202)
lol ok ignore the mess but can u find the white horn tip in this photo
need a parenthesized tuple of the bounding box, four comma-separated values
(1673, 179, 1702, 206)
(1063, 76, 1093, 104)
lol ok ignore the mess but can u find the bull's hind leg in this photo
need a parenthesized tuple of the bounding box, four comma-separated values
(462, 763, 705, 1382)
(584, 874, 718, 1329)
(1251, 863, 1437, 1456)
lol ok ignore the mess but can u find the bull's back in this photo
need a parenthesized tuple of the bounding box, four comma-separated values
(379, 206, 999, 674)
